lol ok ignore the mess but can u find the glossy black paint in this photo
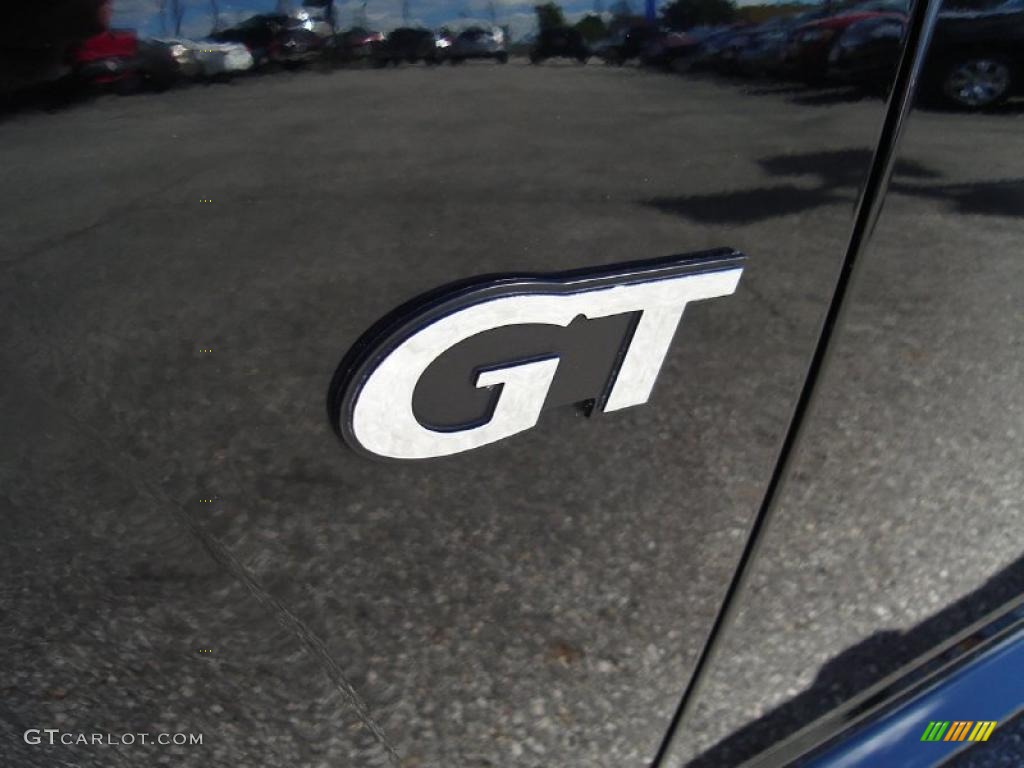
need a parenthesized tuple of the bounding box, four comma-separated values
(2, 0, 1021, 766)
(667, 0, 1024, 763)
(652, 0, 945, 761)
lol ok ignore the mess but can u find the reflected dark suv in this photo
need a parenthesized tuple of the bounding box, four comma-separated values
(530, 27, 589, 64)
(373, 27, 441, 66)
(448, 26, 508, 64)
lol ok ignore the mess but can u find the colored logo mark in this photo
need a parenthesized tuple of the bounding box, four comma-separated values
(920, 721, 997, 742)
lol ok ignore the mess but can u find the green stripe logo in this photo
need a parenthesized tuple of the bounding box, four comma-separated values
(921, 721, 950, 741)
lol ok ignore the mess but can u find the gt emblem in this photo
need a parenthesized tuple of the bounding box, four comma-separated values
(329, 249, 744, 460)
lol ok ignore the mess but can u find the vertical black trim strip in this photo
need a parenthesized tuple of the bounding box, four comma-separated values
(650, 1, 945, 764)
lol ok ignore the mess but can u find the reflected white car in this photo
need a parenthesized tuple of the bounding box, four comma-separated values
(160, 39, 255, 77)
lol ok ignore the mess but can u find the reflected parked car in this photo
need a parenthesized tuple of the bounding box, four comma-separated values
(211, 14, 289, 68)
(373, 27, 441, 66)
(927, 0, 1024, 107)
(72, 30, 178, 93)
(276, 26, 328, 65)
(731, 13, 826, 78)
(731, 26, 785, 77)
(689, 25, 752, 70)
(830, 0, 1024, 108)
(448, 26, 508, 64)
(336, 26, 384, 62)
(590, 31, 623, 63)
(289, 7, 333, 39)
(781, 4, 907, 83)
(530, 27, 589, 64)
(639, 31, 700, 71)
(160, 39, 254, 78)
(711, 27, 757, 74)
(828, 15, 907, 88)
(594, 24, 660, 65)
(434, 28, 455, 56)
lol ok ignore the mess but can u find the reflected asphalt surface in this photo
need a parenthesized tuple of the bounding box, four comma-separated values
(2, 60, 1022, 767)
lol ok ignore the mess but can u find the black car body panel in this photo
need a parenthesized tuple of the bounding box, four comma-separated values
(1, 0, 1022, 765)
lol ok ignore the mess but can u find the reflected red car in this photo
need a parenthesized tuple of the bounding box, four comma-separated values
(782, 9, 906, 83)
(73, 30, 137, 84)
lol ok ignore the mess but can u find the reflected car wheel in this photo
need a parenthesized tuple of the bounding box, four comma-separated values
(942, 56, 1012, 109)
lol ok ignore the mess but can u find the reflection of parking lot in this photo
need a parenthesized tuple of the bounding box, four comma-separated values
(2, 61, 1022, 767)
